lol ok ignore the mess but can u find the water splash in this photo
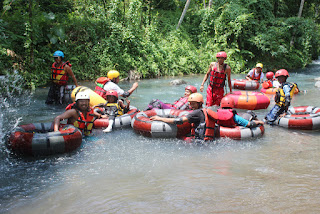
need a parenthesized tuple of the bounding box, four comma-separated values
(0, 73, 32, 145)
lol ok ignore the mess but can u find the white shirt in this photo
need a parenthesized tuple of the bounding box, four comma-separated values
(103, 81, 124, 96)
(247, 69, 264, 81)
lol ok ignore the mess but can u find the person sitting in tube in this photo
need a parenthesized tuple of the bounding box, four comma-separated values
(246, 63, 264, 83)
(265, 69, 298, 124)
(145, 85, 197, 111)
(151, 93, 219, 142)
(94, 90, 130, 133)
(217, 96, 264, 128)
(53, 92, 103, 136)
(262, 72, 275, 89)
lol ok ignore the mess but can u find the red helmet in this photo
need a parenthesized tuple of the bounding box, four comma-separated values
(266, 72, 274, 80)
(106, 90, 118, 99)
(220, 96, 234, 108)
(216, 51, 227, 59)
(185, 85, 197, 93)
(96, 77, 109, 84)
(275, 69, 289, 78)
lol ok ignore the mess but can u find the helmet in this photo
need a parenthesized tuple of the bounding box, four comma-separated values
(216, 51, 227, 59)
(266, 72, 274, 80)
(256, 63, 263, 69)
(106, 90, 118, 99)
(53, 50, 64, 58)
(185, 85, 197, 93)
(75, 91, 90, 101)
(220, 96, 234, 108)
(275, 69, 289, 78)
(188, 93, 203, 103)
(107, 70, 120, 79)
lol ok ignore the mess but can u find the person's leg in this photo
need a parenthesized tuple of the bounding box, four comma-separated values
(45, 85, 56, 104)
(265, 105, 283, 124)
(206, 86, 214, 107)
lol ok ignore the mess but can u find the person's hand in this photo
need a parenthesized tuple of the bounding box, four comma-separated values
(150, 116, 161, 121)
(133, 82, 139, 88)
(279, 113, 286, 118)
(101, 114, 108, 119)
(200, 85, 204, 92)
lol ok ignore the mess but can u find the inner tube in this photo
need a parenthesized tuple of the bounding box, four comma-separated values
(131, 109, 191, 138)
(219, 125, 264, 140)
(71, 86, 106, 107)
(7, 123, 82, 156)
(225, 91, 270, 110)
(276, 106, 320, 130)
(231, 79, 260, 90)
(93, 106, 139, 129)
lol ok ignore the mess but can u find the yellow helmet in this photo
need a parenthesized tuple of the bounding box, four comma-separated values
(256, 63, 263, 69)
(107, 70, 120, 79)
(188, 93, 204, 103)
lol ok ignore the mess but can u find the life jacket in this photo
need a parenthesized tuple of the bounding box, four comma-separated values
(217, 109, 237, 127)
(51, 61, 71, 86)
(190, 108, 218, 141)
(172, 96, 190, 110)
(73, 108, 95, 136)
(209, 63, 227, 88)
(105, 102, 124, 116)
(94, 77, 110, 99)
(262, 80, 273, 89)
(274, 82, 297, 107)
(250, 68, 261, 81)
(65, 102, 76, 111)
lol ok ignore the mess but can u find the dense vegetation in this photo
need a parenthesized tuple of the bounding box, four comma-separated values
(0, 0, 319, 87)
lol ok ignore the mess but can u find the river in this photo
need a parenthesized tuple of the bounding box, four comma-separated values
(1, 60, 320, 213)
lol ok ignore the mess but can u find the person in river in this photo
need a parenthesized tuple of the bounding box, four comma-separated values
(151, 93, 219, 142)
(93, 90, 130, 133)
(200, 51, 232, 107)
(217, 96, 264, 128)
(265, 69, 298, 124)
(246, 63, 264, 83)
(145, 85, 197, 110)
(46, 50, 79, 105)
(102, 70, 139, 98)
(53, 92, 104, 136)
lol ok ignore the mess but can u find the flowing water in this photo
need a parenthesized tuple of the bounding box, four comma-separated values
(1, 60, 320, 213)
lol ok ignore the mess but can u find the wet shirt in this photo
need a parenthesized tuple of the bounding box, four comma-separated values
(186, 109, 205, 128)
(247, 69, 264, 81)
(233, 114, 249, 127)
(103, 81, 124, 96)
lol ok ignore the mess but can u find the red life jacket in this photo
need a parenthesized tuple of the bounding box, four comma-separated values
(71, 108, 95, 136)
(209, 63, 227, 88)
(217, 109, 237, 127)
(94, 77, 110, 99)
(65, 102, 76, 111)
(51, 61, 71, 86)
(190, 108, 218, 141)
(172, 96, 190, 110)
(250, 68, 261, 81)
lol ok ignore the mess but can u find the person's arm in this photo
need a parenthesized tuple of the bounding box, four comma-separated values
(226, 65, 232, 93)
(200, 64, 213, 92)
(127, 82, 138, 96)
(53, 109, 77, 131)
(150, 115, 189, 124)
(65, 65, 79, 87)
(260, 73, 264, 83)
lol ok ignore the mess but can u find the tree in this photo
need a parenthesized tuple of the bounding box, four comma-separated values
(176, 0, 191, 29)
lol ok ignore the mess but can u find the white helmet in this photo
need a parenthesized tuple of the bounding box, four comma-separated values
(75, 91, 90, 101)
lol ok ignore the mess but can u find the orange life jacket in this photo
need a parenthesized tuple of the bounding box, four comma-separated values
(217, 109, 237, 127)
(190, 108, 218, 141)
(209, 63, 227, 88)
(51, 61, 71, 86)
(94, 77, 110, 99)
(72, 108, 95, 136)
(172, 96, 190, 110)
(250, 68, 261, 81)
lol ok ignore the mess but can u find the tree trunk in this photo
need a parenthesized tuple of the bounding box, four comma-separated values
(208, 0, 213, 8)
(298, 0, 305, 17)
(176, 0, 191, 30)
(273, 0, 278, 17)
(28, 0, 34, 64)
(203, 0, 206, 9)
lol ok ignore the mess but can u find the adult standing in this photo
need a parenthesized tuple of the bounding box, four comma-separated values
(246, 63, 264, 83)
(46, 50, 78, 105)
(103, 70, 138, 98)
(200, 51, 232, 107)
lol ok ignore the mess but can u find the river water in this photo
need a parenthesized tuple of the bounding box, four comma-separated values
(1, 60, 320, 213)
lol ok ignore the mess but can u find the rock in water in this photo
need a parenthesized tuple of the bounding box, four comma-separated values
(315, 81, 320, 88)
(170, 79, 187, 85)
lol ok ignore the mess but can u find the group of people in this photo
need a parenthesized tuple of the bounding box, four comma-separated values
(47, 50, 298, 142)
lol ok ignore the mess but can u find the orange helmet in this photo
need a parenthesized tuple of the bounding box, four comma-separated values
(216, 51, 227, 59)
(185, 85, 197, 93)
(188, 93, 203, 103)
(220, 96, 234, 108)
(266, 72, 274, 80)
(106, 90, 118, 99)
(275, 69, 289, 78)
